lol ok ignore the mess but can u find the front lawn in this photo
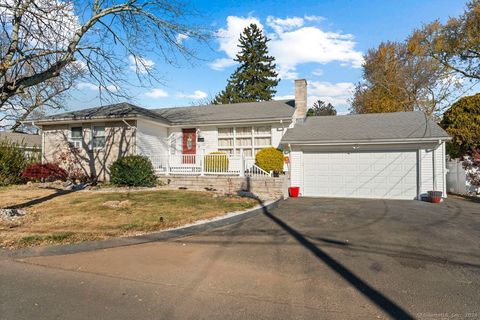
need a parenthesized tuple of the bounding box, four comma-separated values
(0, 185, 257, 249)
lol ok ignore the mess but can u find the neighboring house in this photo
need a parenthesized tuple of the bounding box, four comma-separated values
(0, 131, 41, 158)
(32, 79, 450, 200)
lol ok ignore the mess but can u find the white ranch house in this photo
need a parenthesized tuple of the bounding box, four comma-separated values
(34, 79, 450, 200)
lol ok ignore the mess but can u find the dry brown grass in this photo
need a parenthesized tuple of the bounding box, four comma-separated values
(0, 184, 257, 249)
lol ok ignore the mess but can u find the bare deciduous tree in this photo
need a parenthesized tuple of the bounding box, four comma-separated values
(0, 0, 208, 129)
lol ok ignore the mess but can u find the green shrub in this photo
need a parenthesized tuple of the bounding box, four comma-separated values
(0, 138, 29, 186)
(255, 147, 283, 173)
(204, 152, 229, 172)
(441, 93, 480, 158)
(109, 155, 156, 187)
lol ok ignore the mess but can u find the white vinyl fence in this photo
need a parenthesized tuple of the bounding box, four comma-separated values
(446, 159, 480, 195)
(144, 153, 271, 178)
(446, 159, 467, 194)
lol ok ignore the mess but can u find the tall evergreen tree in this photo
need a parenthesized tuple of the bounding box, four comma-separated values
(214, 24, 279, 104)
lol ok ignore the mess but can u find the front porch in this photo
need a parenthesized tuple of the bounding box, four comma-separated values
(144, 153, 272, 178)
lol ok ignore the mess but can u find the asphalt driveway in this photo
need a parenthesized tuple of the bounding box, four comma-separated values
(1, 196, 479, 319)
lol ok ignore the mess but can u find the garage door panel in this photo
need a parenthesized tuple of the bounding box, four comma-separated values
(303, 151, 417, 200)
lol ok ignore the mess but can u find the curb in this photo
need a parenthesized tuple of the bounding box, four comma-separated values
(1, 199, 281, 258)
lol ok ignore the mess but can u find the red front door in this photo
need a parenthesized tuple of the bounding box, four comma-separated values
(182, 128, 196, 164)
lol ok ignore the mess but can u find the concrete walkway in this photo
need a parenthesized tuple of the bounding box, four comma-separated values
(1, 197, 479, 319)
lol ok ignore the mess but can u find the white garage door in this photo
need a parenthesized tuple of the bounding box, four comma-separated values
(303, 151, 417, 200)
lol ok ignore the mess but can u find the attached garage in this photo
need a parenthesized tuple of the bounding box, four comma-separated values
(282, 112, 450, 200)
(302, 151, 417, 199)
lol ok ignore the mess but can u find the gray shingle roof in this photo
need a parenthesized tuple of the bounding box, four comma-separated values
(35, 103, 169, 123)
(153, 100, 295, 124)
(35, 100, 295, 125)
(281, 112, 450, 144)
(0, 131, 41, 148)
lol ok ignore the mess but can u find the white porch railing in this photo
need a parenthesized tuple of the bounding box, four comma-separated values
(145, 153, 272, 177)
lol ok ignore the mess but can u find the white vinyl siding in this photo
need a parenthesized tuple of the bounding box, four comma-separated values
(419, 142, 446, 195)
(136, 119, 169, 156)
(289, 151, 303, 190)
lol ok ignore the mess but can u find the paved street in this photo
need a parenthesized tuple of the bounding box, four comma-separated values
(1, 197, 479, 319)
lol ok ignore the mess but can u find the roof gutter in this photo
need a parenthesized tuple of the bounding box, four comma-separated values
(280, 136, 451, 146)
(29, 115, 171, 126)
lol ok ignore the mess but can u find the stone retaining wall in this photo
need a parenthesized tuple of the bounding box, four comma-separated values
(157, 175, 287, 200)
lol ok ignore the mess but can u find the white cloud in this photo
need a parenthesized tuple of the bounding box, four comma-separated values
(211, 15, 364, 77)
(178, 90, 208, 100)
(209, 16, 262, 70)
(273, 94, 294, 101)
(266, 16, 304, 34)
(77, 82, 118, 92)
(308, 81, 355, 107)
(275, 82, 354, 107)
(77, 82, 98, 91)
(145, 88, 169, 98)
(270, 27, 363, 79)
(176, 33, 189, 44)
(128, 55, 155, 74)
(309, 81, 355, 97)
(304, 15, 325, 22)
(210, 58, 236, 71)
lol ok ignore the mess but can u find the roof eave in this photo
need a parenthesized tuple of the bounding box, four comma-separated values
(168, 117, 294, 127)
(29, 114, 170, 126)
(280, 136, 451, 146)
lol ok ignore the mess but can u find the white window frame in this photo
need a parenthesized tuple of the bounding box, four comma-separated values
(69, 126, 83, 149)
(91, 124, 106, 149)
(217, 125, 272, 157)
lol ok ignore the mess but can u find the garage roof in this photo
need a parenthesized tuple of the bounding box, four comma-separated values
(281, 112, 450, 144)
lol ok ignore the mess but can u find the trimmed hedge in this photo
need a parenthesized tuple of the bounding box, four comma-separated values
(21, 163, 68, 182)
(255, 147, 283, 173)
(204, 151, 229, 172)
(109, 155, 156, 187)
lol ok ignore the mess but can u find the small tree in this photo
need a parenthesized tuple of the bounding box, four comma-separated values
(441, 93, 480, 158)
(307, 100, 337, 116)
(21, 163, 68, 182)
(255, 147, 283, 173)
(0, 139, 29, 186)
(214, 24, 279, 104)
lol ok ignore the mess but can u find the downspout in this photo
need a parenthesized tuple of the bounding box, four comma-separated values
(432, 139, 442, 192)
(417, 149, 422, 200)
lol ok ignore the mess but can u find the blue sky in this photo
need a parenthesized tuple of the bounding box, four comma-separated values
(67, 0, 467, 115)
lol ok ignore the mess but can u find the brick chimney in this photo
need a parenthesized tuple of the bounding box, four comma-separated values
(294, 79, 307, 120)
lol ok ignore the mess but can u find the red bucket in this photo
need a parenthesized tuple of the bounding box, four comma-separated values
(289, 187, 300, 198)
(428, 191, 443, 203)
